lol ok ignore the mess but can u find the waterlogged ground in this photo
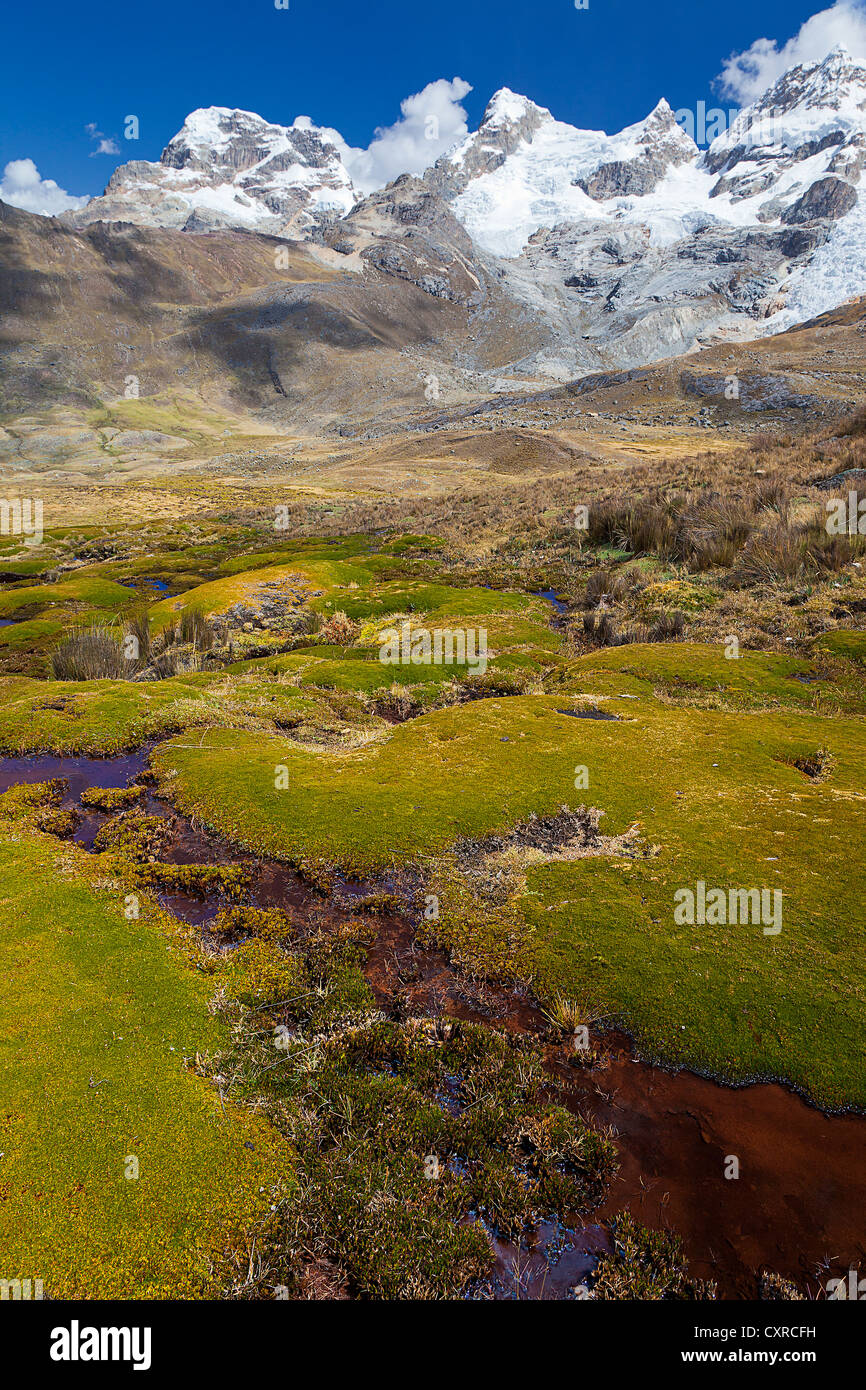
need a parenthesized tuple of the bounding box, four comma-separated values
(0, 526, 863, 1299)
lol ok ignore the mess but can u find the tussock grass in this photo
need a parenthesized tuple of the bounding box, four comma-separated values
(592, 1213, 716, 1300)
(51, 626, 127, 681)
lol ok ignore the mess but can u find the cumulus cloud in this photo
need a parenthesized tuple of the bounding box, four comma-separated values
(303, 77, 472, 195)
(0, 158, 89, 216)
(718, 0, 866, 103)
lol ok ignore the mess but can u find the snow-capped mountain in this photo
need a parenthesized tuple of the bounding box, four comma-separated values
(706, 45, 866, 200)
(63, 46, 866, 380)
(441, 47, 866, 259)
(74, 106, 358, 236)
(442, 91, 700, 257)
(77, 46, 866, 252)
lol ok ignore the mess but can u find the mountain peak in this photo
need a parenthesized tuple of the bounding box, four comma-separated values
(165, 106, 285, 154)
(634, 97, 696, 147)
(481, 89, 552, 130)
(75, 101, 357, 236)
(708, 43, 866, 175)
(754, 44, 866, 119)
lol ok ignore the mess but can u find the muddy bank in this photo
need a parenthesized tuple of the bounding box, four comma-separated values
(2, 749, 864, 1300)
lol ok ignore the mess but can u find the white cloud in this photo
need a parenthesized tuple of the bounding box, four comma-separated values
(85, 122, 120, 156)
(718, 1, 866, 103)
(0, 158, 89, 216)
(309, 77, 473, 195)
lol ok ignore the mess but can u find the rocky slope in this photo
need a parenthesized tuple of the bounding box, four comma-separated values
(0, 194, 532, 434)
(431, 48, 866, 374)
(2, 45, 866, 433)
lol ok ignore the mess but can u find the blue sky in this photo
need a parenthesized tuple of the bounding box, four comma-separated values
(0, 0, 858, 202)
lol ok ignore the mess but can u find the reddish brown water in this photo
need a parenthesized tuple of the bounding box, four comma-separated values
(550, 1037, 866, 1299)
(0, 749, 151, 800)
(2, 750, 864, 1300)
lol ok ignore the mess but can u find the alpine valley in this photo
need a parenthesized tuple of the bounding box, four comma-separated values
(3, 44, 866, 449)
(1, 27, 865, 1312)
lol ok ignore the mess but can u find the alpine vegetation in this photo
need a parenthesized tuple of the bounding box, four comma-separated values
(378, 621, 489, 675)
(0, 0, 864, 1336)
(674, 881, 783, 936)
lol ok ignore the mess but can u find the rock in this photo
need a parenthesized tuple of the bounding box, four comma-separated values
(781, 176, 858, 224)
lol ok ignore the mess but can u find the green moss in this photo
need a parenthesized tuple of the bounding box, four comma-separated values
(633, 579, 717, 617)
(224, 937, 308, 1008)
(316, 580, 534, 624)
(0, 671, 329, 755)
(0, 826, 289, 1298)
(813, 629, 866, 666)
(93, 810, 174, 860)
(568, 642, 866, 714)
(148, 565, 303, 630)
(0, 777, 67, 814)
(153, 671, 866, 1106)
(0, 618, 66, 649)
(0, 575, 132, 620)
(80, 784, 146, 811)
(35, 806, 80, 837)
(0, 558, 55, 578)
(211, 905, 296, 943)
(135, 862, 253, 900)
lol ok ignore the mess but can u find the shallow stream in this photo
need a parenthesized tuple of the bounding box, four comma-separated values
(2, 748, 863, 1300)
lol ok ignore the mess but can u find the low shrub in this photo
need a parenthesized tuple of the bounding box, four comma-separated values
(592, 1213, 716, 1300)
(319, 611, 360, 645)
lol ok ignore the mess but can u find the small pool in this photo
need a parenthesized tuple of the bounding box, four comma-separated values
(120, 577, 171, 594)
(556, 707, 619, 721)
(533, 589, 569, 616)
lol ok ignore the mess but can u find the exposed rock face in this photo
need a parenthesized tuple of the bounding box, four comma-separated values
(343, 176, 484, 306)
(485, 216, 825, 380)
(423, 89, 553, 199)
(680, 369, 823, 411)
(781, 176, 858, 223)
(578, 159, 668, 199)
(702, 46, 866, 212)
(576, 102, 696, 199)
